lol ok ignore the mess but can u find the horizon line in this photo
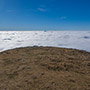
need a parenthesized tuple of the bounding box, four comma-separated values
(0, 30, 90, 31)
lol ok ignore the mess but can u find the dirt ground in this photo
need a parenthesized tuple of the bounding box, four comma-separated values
(0, 47, 90, 90)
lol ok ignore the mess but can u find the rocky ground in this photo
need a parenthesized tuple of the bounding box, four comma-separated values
(0, 47, 90, 90)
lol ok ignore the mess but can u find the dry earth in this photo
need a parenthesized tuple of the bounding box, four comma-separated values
(0, 47, 90, 90)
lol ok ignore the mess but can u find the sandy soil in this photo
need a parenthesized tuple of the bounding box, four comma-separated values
(0, 47, 90, 90)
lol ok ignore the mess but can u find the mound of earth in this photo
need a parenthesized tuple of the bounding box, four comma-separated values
(0, 47, 90, 90)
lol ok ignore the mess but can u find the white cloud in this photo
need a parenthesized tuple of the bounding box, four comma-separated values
(37, 8, 47, 12)
(0, 31, 90, 52)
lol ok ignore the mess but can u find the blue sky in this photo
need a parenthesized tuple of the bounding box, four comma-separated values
(0, 0, 90, 30)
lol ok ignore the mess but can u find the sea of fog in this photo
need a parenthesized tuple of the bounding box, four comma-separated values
(0, 31, 90, 52)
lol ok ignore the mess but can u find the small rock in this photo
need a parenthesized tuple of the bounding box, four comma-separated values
(51, 82, 56, 86)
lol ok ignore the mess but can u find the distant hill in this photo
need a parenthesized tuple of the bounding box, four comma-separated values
(0, 47, 90, 90)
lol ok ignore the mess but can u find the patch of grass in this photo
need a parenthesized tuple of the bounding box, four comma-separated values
(3, 59, 13, 64)
(47, 65, 63, 71)
(51, 59, 62, 62)
(7, 72, 18, 79)
(64, 63, 73, 71)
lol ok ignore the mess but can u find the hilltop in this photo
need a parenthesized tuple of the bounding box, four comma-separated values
(0, 47, 90, 90)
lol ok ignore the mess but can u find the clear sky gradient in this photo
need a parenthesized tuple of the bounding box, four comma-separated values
(0, 0, 90, 30)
